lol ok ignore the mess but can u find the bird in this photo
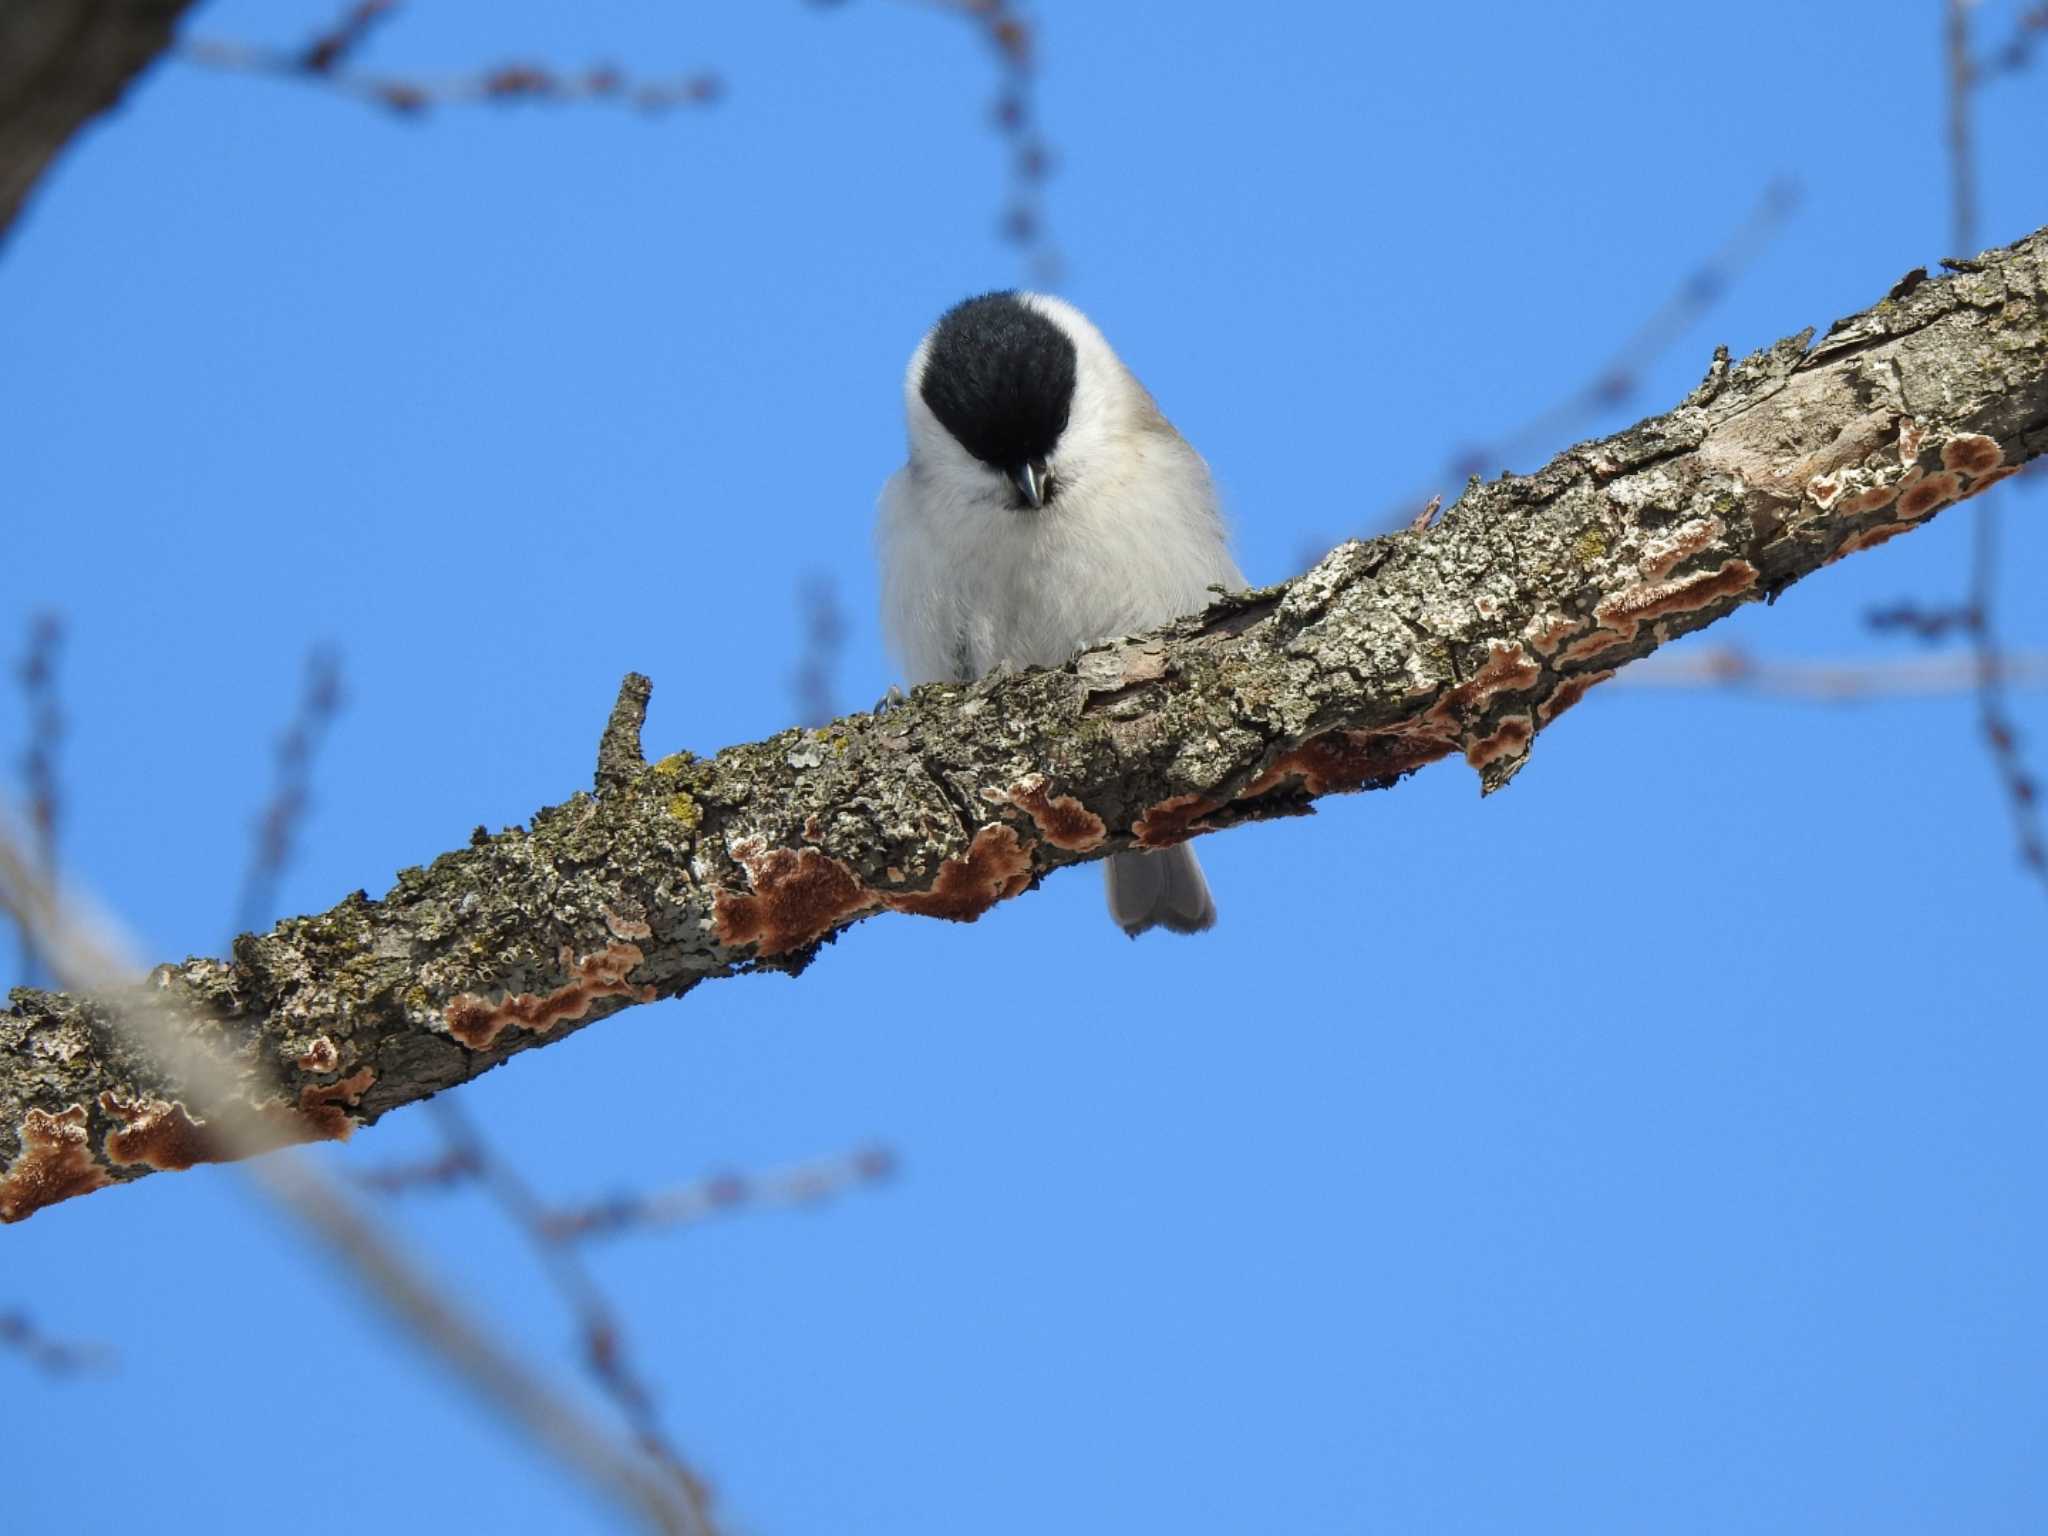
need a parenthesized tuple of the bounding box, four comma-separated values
(876, 291, 1244, 937)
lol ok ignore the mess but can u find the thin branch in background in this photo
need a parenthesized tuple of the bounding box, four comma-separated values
(425, 1097, 722, 1534)
(878, 0, 1061, 281)
(0, 810, 706, 1536)
(180, 2, 723, 118)
(1945, 0, 2047, 890)
(11, 613, 62, 987)
(220, 630, 706, 1523)
(234, 647, 345, 942)
(354, 1144, 484, 1194)
(1615, 648, 2048, 701)
(1342, 178, 1803, 549)
(0, 1308, 113, 1376)
(191, 2, 1043, 267)
(791, 573, 849, 727)
(540, 1144, 899, 1244)
(367, 1111, 891, 1488)
(301, 0, 400, 73)
(1443, 181, 1801, 495)
(1864, 599, 1983, 643)
(1974, 2, 2048, 81)
(358, 1131, 897, 1239)
(1946, 0, 1981, 257)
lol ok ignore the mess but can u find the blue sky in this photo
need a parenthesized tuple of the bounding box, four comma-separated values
(4, 1, 2045, 1531)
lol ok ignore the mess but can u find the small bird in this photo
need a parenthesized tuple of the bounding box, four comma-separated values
(877, 291, 1243, 936)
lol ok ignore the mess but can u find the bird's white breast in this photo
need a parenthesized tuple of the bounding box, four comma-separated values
(878, 425, 1241, 684)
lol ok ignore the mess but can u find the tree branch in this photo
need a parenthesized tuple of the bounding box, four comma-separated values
(0, 0, 196, 245)
(7, 223, 2047, 1221)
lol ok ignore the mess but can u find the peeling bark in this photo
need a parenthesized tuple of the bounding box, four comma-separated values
(7, 227, 2048, 1221)
(0, 0, 196, 244)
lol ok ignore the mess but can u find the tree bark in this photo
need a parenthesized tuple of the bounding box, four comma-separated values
(6, 226, 2047, 1222)
(0, 0, 196, 244)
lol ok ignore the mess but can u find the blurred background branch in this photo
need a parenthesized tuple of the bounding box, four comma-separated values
(790, 573, 848, 727)
(0, 805, 714, 1536)
(0, 1305, 112, 1376)
(538, 1143, 898, 1244)
(179, 2, 724, 118)
(1616, 646, 2048, 700)
(1347, 178, 1804, 550)
(1943, 0, 2044, 887)
(11, 614, 61, 987)
(233, 646, 345, 944)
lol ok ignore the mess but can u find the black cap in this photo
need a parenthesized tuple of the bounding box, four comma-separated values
(917, 292, 1077, 474)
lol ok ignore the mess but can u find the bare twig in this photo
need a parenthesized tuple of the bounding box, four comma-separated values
(179, 2, 722, 119)
(1864, 599, 1982, 642)
(425, 1096, 721, 1533)
(1616, 648, 2048, 700)
(1945, 0, 2046, 890)
(11, 613, 62, 987)
(0, 808, 707, 1536)
(229, 642, 708, 1523)
(354, 1143, 483, 1194)
(1975, 2, 2048, 81)
(1947, 1, 1981, 257)
(234, 647, 345, 943)
(365, 1101, 888, 1527)
(187, 2, 1045, 274)
(1396, 178, 1803, 527)
(791, 573, 849, 728)
(879, 0, 1060, 280)
(300, 0, 399, 74)
(1335, 180, 1802, 555)
(360, 1127, 898, 1240)
(223, 608, 700, 1525)
(541, 1144, 899, 1244)
(0, 1308, 112, 1376)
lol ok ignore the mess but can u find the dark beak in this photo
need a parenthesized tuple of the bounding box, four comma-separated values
(1008, 460, 1050, 509)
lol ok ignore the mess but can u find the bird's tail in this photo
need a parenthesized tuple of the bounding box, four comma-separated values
(1104, 845, 1216, 938)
